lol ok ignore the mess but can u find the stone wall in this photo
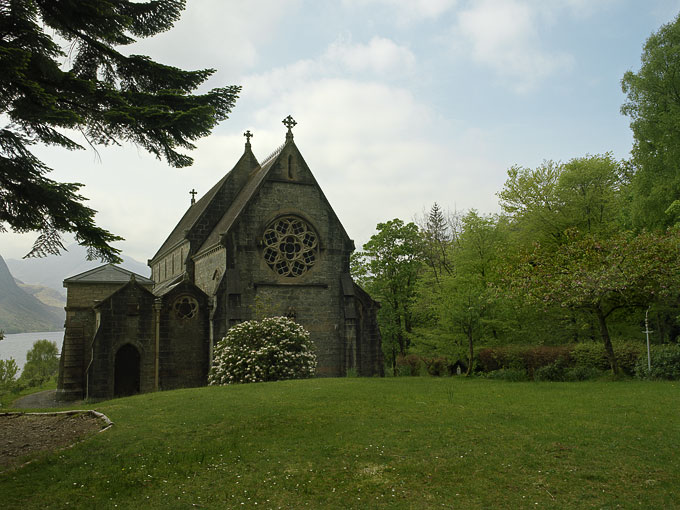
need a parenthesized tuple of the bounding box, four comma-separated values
(87, 281, 156, 400)
(158, 282, 210, 390)
(152, 241, 189, 285)
(59, 281, 152, 400)
(223, 144, 356, 376)
(193, 246, 226, 296)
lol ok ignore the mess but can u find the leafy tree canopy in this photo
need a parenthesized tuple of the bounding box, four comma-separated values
(354, 219, 423, 367)
(507, 229, 680, 372)
(621, 14, 680, 229)
(0, 0, 240, 262)
(498, 154, 625, 246)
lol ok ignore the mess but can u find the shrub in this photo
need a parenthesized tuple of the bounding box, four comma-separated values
(209, 317, 316, 385)
(17, 340, 59, 389)
(533, 359, 568, 382)
(564, 365, 603, 381)
(424, 357, 449, 377)
(635, 344, 680, 380)
(614, 341, 645, 375)
(484, 368, 529, 382)
(477, 348, 500, 372)
(0, 358, 19, 394)
(569, 342, 610, 371)
(522, 346, 570, 376)
(477, 345, 569, 375)
(396, 354, 424, 376)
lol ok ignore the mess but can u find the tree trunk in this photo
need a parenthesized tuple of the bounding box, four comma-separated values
(391, 345, 397, 376)
(595, 306, 619, 374)
(465, 329, 474, 376)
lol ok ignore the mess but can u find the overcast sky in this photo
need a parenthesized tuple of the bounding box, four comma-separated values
(4, 0, 680, 263)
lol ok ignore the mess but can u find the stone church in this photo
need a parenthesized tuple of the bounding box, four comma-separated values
(57, 117, 383, 401)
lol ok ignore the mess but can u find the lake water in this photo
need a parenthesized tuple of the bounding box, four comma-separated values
(0, 331, 64, 373)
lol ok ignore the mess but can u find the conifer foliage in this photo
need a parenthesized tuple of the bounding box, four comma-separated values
(0, 0, 240, 262)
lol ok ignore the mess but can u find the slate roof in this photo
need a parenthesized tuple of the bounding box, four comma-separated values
(63, 264, 153, 285)
(152, 273, 185, 297)
(150, 172, 231, 261)
(195, 150, 281, 256)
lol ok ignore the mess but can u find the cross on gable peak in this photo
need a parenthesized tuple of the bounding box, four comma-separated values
(283, 115, 297, 141)
(189, 188, 197, 205)
(244, 130, 253, 146)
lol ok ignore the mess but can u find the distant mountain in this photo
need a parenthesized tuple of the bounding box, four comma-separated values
(6, 244, 150, 296)
(15, 280, 67, 309)
(0, 255, 64, 334)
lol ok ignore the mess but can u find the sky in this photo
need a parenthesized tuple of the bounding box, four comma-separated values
(4, 0, 680, 263)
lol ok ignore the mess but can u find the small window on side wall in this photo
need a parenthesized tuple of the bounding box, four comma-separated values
(174, 295, 199, 320)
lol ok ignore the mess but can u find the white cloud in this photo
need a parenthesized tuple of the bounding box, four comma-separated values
(238, 61, 503, 247)
(325, 36, 416, 74)
(453, 0, 574, 92)
(242, 35, 415, 100)
(343, 0, 458, 23)
(128, 0, 301, 77)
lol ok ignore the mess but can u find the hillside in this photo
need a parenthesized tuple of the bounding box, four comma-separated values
(0, 255, 63, 334)
(15, 281, 66, 309)
(6, 243, 150, 295)
(1, 379, 678, 509)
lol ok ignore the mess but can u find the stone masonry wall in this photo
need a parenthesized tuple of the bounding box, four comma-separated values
(158, 283, 210, 390)
(88, 283, 156, 400)
(225, 145, 353, 376)
(193, 247, 226, 297)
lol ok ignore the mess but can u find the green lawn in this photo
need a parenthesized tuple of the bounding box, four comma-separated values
(2, 378, 678, 509)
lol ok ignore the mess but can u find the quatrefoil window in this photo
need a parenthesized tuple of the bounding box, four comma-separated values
(262, 216, 319, 277)
(174, 295, 198, 319)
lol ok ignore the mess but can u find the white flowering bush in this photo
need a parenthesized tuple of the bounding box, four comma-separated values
(209, 317, 317, 384)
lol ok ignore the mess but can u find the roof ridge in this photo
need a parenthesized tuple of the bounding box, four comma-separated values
(259, 142, 285, 168)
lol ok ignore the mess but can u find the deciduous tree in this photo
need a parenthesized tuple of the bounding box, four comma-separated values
(621, 14, 680, 230)
(354, 219, 422, 371)
(508, 230, 680, 373)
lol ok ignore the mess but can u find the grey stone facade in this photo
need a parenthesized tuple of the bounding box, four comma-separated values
(57, 119, 383, 400)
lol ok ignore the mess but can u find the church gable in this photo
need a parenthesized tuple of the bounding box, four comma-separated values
(150, 144, 260, 283)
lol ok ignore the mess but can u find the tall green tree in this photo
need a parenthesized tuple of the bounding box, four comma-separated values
(436, 211, 507, 373)
(621, 13, 680, 230)
(1, 1, 240, 262)
(498, 154, 625, 247)
(354, 219, 422, 371)
(419, 202, 454, 283)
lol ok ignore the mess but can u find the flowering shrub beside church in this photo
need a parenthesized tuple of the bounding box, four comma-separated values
(208, 317, 317, 384)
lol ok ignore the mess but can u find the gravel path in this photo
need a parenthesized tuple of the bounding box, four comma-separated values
(11, 390, 83, 409)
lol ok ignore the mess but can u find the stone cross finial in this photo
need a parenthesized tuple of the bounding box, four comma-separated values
(244, 130, 253, 146)
(283, 115, 297, 141)
(190, 188, 197, 205)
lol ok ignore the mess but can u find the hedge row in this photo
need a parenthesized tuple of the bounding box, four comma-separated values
(394, 342, 680, 380)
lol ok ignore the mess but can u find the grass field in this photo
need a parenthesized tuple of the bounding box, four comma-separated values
(1, 378, 678, 509)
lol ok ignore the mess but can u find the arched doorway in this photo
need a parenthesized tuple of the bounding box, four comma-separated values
(114, 344, 140, 397)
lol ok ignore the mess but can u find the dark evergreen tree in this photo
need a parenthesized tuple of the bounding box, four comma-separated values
(421, 202, 453, 283)
(0, 0, 240, 262)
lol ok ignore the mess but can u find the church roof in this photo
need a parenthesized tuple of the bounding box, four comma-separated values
(150, 143, 261, 263)
(154, 117, 353, 264)
(63, 264, 153, 285)
(150, 173, 230, 261)
(194, 149, 281, 256)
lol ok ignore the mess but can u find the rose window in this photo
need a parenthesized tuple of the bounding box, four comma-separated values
(263, 216, 318, 277)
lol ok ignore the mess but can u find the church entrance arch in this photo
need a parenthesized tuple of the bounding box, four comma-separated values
(114, 344, 140, 397)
